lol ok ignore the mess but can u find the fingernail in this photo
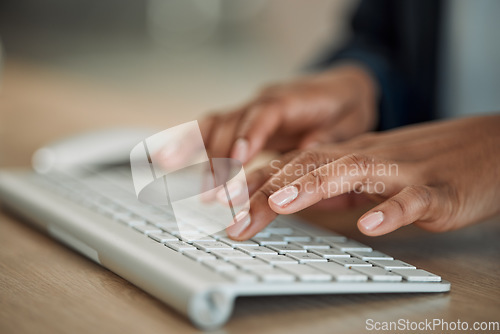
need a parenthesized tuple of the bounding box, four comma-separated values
(359, 211, 384, 231)
(231, 138, 248, 163)
(216, 181, 242, 203)
(227, 210, 251, 238)
(269, 185, 299, 207)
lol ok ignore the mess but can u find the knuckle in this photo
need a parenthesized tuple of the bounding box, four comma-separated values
(296, 150, 323, 165)
(344, 153, 370, 171)
(256, 187, 272, 200)
(387, 196, 408, 216)
(407, 185, 433, 210)
(437, 184, 461, 227)
(257, 180, 282, 199)
(309, 167, 329, 187)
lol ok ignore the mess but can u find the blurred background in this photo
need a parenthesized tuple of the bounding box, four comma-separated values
(0, 0, 356, 167)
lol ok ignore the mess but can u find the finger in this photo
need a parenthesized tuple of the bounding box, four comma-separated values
(199, 163, 218, 202)
(227, 150, 331, 240)
(245, 151, 298, 196)
(309, 193, 373, 211)
(208, 113, 242, 158)
(357, 185, 445, 236)
(230, 100, 284, 164)
(267, 153, 405, 214)
(155, 120, 212, 169)
(299, 127, 337, 149)
(216, 150, 299, 209)
(298, 105, 373, 149)
(199, 113, 217, 146)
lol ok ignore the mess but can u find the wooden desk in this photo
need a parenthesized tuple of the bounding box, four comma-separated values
(1, 61, 499, 333)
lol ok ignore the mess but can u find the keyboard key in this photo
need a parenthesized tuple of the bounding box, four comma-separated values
(307, 262, 368, 282)
(120, 217, 147, 227)
(143, 213, 176, 225)
(148, 232, 179, 243)
(352, 266, 403, 282)
(170, 228, 204, 237)
(253, 231, 272, 238)
(252, 236, 288, 245)
(164, 241, 196, 252)
(329, 257, 372, 267)
(255, 254, 298, 265)
(298, 226, 343, 238)
(246, 267, 296, 282)
(283, 235, 311, 242)
(310, 248, 350, 259)
(183, 250, 217, 262)
(218, 237, 259, 247)
(237, 246, 278, 256)
(155, 222, 180, 232)
(193, 241, 233, 251)
(286, 252, 327, 263)
(348, 250, 393, 261)
(202, 260, 237, 272)
(179, 235, 215, 243)
(112, 212, 132, 221)
(316, 236, 347, 243)
(222, 271, 259, 283)
(228, 258, 270, 270)
(369, 260, 416, 270)
(262, 227, 294, 235)
(210, 249, 252, 261)
(267, 244, 307, 254)
(391, 269, 441, 282)
(276, 264, 332, 282)
(292, 241, 330, 250)
(329, 240, 372, 252)
(133, 224, 162, 234)
(208, 231, 228, 240)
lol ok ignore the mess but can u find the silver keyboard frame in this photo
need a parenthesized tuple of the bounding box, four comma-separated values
(0, 170, 451, 330)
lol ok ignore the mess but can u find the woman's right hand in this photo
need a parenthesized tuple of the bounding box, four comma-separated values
(158, 63, 379, 165)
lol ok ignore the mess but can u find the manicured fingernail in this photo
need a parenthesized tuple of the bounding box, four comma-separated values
(359, 211, 384, 231)
(231, 138, 248, 163)
(227, 210, 251, 238)
(216, 181, 242, 203)
(269, 185, 299, 207)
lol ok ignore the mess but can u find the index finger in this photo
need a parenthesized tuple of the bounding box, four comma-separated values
(230, 99, 285, 164)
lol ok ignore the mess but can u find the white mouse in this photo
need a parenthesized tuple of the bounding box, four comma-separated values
(32, 128, 157, 174)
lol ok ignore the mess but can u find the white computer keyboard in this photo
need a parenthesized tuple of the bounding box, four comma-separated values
(35, 168, 443, 284)
(0, 166, 451, 328)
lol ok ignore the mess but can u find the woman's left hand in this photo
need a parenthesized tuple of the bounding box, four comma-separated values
(226, 114, 500, 240)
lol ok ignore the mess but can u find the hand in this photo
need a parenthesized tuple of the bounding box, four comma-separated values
(225, 115, 500, 239)
(157, 63, 378, 166)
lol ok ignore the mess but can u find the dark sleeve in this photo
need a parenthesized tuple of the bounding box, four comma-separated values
(312, 0, 410, 130)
